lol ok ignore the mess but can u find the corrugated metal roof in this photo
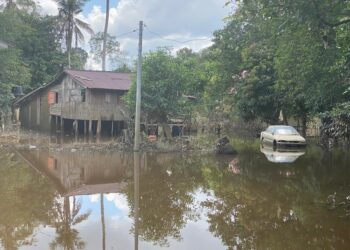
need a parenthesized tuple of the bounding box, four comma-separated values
(64, 182, 128, 196)
(65, 69, 132, 90)
(13, 70, 132, 107)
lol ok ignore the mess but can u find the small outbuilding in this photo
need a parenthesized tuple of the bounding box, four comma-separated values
(13, 69, 132, 137)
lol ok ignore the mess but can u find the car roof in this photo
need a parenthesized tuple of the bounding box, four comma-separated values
(268, 125, 295, 128)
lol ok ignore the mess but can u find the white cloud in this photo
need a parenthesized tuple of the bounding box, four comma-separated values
(35, 0, 230, 70)
(36, 0, 58, 16)
(105, 193, 130, 214)
(89, 194, 100, 203)
(82, 0, 229, 69)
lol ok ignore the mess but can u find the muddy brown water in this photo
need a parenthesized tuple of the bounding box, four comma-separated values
(0, 144, 350, 249)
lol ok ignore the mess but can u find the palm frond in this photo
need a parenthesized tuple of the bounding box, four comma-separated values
(74, 26, 85, 43)
(74, 17, 94, 35)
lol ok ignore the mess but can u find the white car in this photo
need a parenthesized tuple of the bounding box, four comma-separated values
(260, 125, 306, 148)
(260, 146, 306, 163)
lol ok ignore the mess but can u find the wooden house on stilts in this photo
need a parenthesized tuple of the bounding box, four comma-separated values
(13, 70, 132, 138)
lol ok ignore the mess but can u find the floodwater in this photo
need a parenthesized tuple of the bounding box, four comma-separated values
(1, 144, 350, 250)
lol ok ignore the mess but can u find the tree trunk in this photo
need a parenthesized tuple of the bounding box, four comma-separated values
(301, 115, 307, 137)
(68, 50, 71, 68)
(67, 16, 73, 69)
(102, 0, 110, 71)
(161, 123, 173, 140)
(75, 29, 78, 48)
(282, 110, 288, 125)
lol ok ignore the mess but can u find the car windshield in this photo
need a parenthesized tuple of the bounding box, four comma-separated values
(274, 127, 298, 135)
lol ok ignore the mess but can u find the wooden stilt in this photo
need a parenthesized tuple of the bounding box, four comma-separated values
(49, 115, 52, 133)
(74, 119, 78, 142)
(74, 119, 78, 136)
(61, 118, 64, 135)
(97, 118, 101, 143)
(96, 119, 102, 136)
(55, 116, 59, 133)
(115, 121, 119, 137)
(97, 118, 101, 137)
(84, 120, 87, 135)
(89, 120, 93, 137)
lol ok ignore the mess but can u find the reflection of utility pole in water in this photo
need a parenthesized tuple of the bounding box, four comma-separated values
(101, 193, 106, 250)
(134, 152, 140, 250)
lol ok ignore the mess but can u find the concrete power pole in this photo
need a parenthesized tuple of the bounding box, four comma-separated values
(134, 21, 143, 151)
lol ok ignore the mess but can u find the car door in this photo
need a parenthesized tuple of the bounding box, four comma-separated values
(263, 127, 274, 143)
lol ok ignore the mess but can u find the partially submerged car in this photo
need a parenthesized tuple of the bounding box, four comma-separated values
(260, 125, 306, 148)
(260, 145, 306, 163)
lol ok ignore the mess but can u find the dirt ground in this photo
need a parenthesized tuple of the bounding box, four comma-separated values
(0, 129, 215, 153)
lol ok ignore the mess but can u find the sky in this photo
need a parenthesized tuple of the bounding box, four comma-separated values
(36, 0, 231, 70)
(22, 190, 223, 250)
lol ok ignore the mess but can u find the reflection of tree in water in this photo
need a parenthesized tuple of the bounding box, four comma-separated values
(125, 154, 204, 247)
(0, 151, 56, 250)
(201, 147, 350, 249)
(49, 196, 91, 250)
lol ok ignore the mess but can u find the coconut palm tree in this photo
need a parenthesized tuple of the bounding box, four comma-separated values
(102, 0, 110, 71)
(49, 196, 91, 250)
(55, 0, 94, 68)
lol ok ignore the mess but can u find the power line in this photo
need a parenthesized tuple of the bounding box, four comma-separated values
(114, 29, 139, 39)
(143, 25, 213, 44)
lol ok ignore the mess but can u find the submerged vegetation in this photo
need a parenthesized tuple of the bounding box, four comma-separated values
(320, 102, 350, 147)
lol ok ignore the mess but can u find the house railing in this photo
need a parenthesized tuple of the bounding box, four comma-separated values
(50, 102, 129, 121)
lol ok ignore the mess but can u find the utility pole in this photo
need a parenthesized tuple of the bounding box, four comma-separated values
(134, 21, 143, 151)
(133, 152, 140, 250)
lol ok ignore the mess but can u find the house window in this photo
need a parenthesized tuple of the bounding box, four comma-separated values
(81, 89, 86, 102)
(48, 91, 56, 104)
(55, 92, 59, 103)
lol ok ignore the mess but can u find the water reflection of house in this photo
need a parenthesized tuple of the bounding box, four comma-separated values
(13, 70, 132, 137)
(16, 149, 133, 196)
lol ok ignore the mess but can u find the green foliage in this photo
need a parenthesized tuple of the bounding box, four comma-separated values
(211, 0, 350, 125)
(70, 47, 88, 70)
(55, 0, 93, 68)
(320, 102, 350, 145)
(235, 43, 279, 123)
(0, 0, 36, 12)
(0, 3, 68, 116)
(113, 64, 133, 73)
(0, 48, 30, 114)
(89, 32, 121, 70)
(125, 48, 194, 123)
(15, 15, 66, 88)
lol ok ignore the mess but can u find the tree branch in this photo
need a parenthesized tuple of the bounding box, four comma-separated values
(311, 0, 350, 27)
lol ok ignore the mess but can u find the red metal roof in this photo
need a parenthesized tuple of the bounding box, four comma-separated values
(65, 69, 132, 90)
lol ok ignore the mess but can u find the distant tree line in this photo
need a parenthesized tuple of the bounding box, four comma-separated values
(126, 0, 350, 137)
